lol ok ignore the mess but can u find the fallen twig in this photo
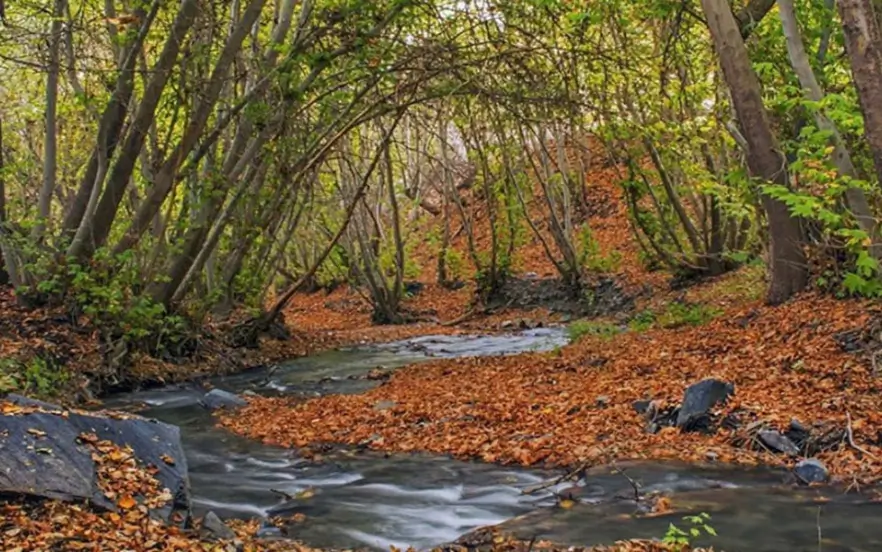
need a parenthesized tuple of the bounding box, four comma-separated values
(611, 462, 642, 503)
(846, 411, 877, 460)
(441, 307, 475, 327)
(521, 459, 590, 495)
(270, 488, 297, 501)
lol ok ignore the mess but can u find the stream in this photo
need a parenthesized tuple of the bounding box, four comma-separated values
(105, 329, 882, 552)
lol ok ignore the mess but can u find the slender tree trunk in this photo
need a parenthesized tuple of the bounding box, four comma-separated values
(0, 116, 7, 285)
(62, 2, 157, 239)
(779, 0, 879, 258)
(702, 0, 808, 304)
(33, 0, 65, 241)
(113, 0, 268, 256)
(68, 0, 200, 260)
(839, 0, 882, 190)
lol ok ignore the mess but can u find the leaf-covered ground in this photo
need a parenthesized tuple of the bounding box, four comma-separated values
(222, 292, 882, 486)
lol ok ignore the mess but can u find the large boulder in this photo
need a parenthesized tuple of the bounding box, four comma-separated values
(676, 378, 734, 429)
(0, 396, 190, 522)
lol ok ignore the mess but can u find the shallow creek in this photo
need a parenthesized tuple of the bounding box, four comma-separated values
(105, 329, 882, 551)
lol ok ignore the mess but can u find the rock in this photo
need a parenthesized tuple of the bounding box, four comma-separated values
(500, 320, 515, 330)
(595, 395, 610, 407)
(242, 390, 259, 397)
(794, 458, 828, 484)
(758, 430, 800, 456)
(404, 281, 424, 296)
(524, 272, 539, 280)
(676, 378, 734, 429)
(790, 417, 808, 433)
(201, 511, 236, 540)
(632, 399, 653, 415)
(373, 400, 397, 411)
(5, 394, 64, 410)
(0, 401, 190, 522)
(201, 389, 247, 410)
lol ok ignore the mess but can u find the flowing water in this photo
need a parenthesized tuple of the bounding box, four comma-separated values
(105, 328, 882, 551)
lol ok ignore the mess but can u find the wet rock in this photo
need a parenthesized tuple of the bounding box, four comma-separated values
(676, 378, 734, 429)
(794, 458, 828, 484)
(201, 511, 236, 540)
(0, 403, 190, 522)
(758, 430, 800, 456)
(201, 389, 247, 410)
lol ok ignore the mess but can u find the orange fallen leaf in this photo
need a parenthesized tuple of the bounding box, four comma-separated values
(118, 495, 136, 510)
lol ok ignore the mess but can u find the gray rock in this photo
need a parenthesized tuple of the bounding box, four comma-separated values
(0, 404, 190, 522)
(5, 394, 64, 410)
(201, 389, 247, 410)
(794, 458, 828, 484)
(632, 399, 653, 415)
(758, 430, 800, 455)
(201, 511, 236, 540)
(373, 400, 397, 411)
(790, 417, 808, 433)
(676, 378, 734, 428)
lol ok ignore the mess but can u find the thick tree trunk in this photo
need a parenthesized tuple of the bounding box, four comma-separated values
(839, 0, 882, 189)
(702, 0, 808, 304)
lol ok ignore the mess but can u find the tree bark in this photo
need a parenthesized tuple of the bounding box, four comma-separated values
(61, 2, 157, 240)
(778, 0, 879, 257)
(735, 0, 777, 37)
(33, 0, 65, 241)
(68, 0, 200, 260)
(838, 0, 882, 190)
(112, 0, 268, 256)
(702, 0, 808, 304)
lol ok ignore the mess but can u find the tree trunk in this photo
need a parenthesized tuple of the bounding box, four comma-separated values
(839, 0, 882, 190)
(113, 0, 267, 256)
(68, 0, 200, 260)
(702, 0, 808, 304)
(779, 0, 879, 257)
(33, 0, 65, 241)
(61, 2, 157, 239)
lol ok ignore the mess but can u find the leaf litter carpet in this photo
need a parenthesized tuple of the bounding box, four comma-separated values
(222, 295, 882, 486)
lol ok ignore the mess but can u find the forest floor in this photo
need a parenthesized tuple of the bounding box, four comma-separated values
(3, 166, 879, 551)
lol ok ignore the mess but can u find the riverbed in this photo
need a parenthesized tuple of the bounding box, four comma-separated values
(106, 329, 882, 551)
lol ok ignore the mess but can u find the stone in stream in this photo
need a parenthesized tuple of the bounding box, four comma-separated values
(676, 378, 734, 429)
(0, 395, 190, 522)
(201, 389, 247, 410)
(794, 458, 829, 484)
(200, 511, 236, 541)
(758, 430, 801, 456)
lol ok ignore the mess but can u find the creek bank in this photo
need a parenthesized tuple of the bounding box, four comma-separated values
(221, 296, 882, 486)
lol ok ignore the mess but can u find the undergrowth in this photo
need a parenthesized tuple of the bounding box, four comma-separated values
(0, 356, 70, 399)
